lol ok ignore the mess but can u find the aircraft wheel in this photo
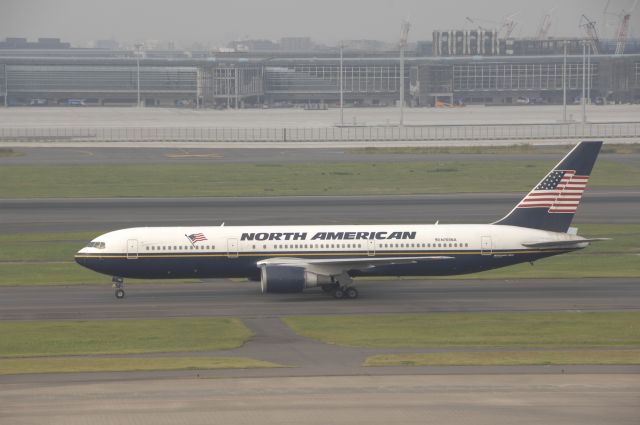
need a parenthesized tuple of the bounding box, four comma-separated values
(345, 287, 359, 299)
(115, 288, 125, 299)
(333, 288, 345, 299)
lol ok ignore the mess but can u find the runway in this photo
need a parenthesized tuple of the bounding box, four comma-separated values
(1, 278, 638, 321)
(2, 145, 640, 165)
(3, 374, 638, 425)
(2, 190, 639, 234)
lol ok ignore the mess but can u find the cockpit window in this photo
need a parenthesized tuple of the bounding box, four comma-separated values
(86, 241, 106, 249)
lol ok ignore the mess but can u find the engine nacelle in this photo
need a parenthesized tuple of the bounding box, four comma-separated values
(260, 265, 333, 293)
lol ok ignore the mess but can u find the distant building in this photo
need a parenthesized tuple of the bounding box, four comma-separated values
(342, 40, 388, 51)
(415, 41, 433, 56)
(0, 37, 70, 49)
(279, 37, 314, 52)
(228, 39, 278, 52)
(94, 39, 119, 50)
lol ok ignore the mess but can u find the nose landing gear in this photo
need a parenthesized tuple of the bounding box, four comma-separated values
(112, 276, 125, 299)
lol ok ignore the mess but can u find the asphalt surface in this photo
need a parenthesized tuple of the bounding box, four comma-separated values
(1, 190, 638, 234)
(3, 374, 638, 425)
(2, 104, 640, 127)
(2, 146, 640, 165)
(0, 145, 640, 166)
(1, 278, 638, 322)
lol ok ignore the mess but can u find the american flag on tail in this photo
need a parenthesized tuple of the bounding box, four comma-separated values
(186, 233, 208, 244)
(517, 169, 589, 214)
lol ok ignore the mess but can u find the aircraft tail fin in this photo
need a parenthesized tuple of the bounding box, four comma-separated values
(494, 141, 602, 233)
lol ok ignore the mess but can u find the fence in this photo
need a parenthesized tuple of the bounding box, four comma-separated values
(1, 122, 639, 142)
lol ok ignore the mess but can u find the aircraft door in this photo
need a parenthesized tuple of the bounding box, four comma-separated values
(481, 236, 493, 255)
(227, 238, 239, 258)
(126, 239, 139, 259)
(367, 240, 375, 257)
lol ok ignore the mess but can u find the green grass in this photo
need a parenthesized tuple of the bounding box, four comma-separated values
(0, 159, 637, 198)
(0, 318, 252, 357)
(0, 231, 200, 286)
(0, 231, 98, 263)
(283, 312, 640, 348)
(0, 148, 22, 158)
(364, 350, 640, 367)
(450, 223, 640, 279)
(0, 356, 282, 375)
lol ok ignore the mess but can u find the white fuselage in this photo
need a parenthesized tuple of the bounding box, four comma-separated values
(75, 223, 585, 280)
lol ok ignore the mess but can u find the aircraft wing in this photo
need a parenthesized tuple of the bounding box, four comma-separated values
(257, 255, 453, 275)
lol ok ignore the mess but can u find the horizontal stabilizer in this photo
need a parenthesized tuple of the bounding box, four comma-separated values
(522, 238, 610, 248)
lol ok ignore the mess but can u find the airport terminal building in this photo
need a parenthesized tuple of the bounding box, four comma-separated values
(1, 36, 639, 108)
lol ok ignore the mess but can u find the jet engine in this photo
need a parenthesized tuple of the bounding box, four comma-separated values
(260, 265, 333, 293)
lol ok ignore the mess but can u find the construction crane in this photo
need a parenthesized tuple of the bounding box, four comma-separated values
(614, 0, 639, 55)
(465, 13, 520, 38)
(465, 17, 492, 32)
(536, 7, 556, 39)
(500, 12, 520, 38)
(579, 14, 600, 54)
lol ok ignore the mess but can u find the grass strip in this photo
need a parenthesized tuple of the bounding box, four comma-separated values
(0, 318, 252, 357)
(0, 262, 202, 286)
(0, 148, 22, 158)
(364, 350, 640, 367)
(282, 312, 640, 349)
(0, 159, 637, 198)
(0, 356, 282, 375)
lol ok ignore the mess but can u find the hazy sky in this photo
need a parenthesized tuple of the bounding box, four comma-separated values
(1, 0, 637, 47)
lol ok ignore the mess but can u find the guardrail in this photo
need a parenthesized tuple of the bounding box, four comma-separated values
(1, 122, 639, 142)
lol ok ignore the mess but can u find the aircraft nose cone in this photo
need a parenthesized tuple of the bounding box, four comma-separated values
(75, 250, 89, 268)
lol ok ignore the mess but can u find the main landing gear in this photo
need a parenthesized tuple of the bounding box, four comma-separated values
(332, 286, 359, 300)
(321, 274, 359, 300)
(112, 276, 125, 299)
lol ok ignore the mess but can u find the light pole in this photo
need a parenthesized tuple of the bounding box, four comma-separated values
(562, 41, 567, 122)
(3, 64, 7, 107)
(399, 19, 411, 127)
(586, 43, 591, 104)
(134, 43, 143, 107)
(581, 41, 586, 123)
(339, 42, 344, 127)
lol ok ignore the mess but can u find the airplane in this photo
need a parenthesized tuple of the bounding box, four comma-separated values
(75, 141, 606, 300)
